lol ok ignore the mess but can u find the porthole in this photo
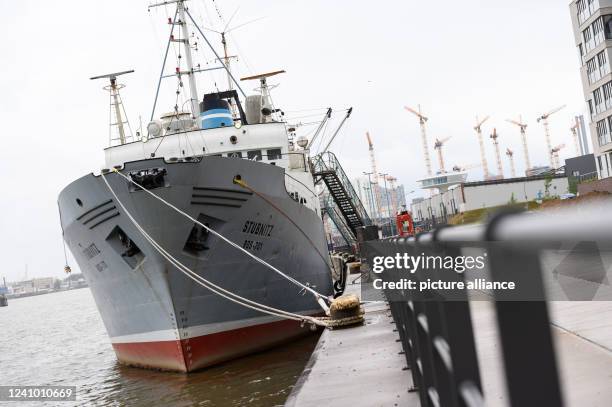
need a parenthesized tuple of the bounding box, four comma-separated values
(230, 135, 238, 144)
(76, 198, 83, 207)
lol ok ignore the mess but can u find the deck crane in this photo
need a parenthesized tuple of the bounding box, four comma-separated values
(537, 105, 566, 167)
(490, 128, 503, 178)
(506, 148, 516, 178)
(433, 136, 452, 173)
(474, 115, 491, 179)
(570, 121, 581, 156)
(404, 105, 433, 176)
(452, 163, 480, 172)
(505, 116, 531, 173)
(551, 143, 566, 169)
(321, 107, 353, 153)
(366, 131, 383, 221)
(306, 108, 332, 149)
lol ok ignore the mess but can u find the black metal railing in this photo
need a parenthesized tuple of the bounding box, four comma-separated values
(360, 203, 611, 407)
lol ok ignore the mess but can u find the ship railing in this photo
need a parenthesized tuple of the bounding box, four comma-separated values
(321, 192, 357, 245)
(360, 202, 612, 407)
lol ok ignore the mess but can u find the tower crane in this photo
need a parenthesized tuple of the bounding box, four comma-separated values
(537, 105, 566, 167)
(506, 148, 516, 178)
(505, 116, 531, 172)
(433, 136, 452, 174)
(490, 128, 503, 178)
(404, 105, 432, 176)
(570, 121, 581, 156)
(366, 131, 383, 220)
(551, 143, 566, 169)
(474, 115, 490, 179)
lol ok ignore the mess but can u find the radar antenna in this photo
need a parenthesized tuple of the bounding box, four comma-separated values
(90, 70, 134, 145)
(241, 70, 285, 122)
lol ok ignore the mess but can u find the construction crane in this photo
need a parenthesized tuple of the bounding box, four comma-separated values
(537, 105, 566, 167)
(505, 116, 531, 172)
(433, 136, 452, 173)
(404, 105, 432, 176)
(506, 148, 516, 178)
(474, 115, 490, 179)
(490, 128, 503, 178)
(570, 122, 581, 156)
(452, 163, 480, 172)
(551, 143, 566, 169)
(366, 131, 383, 221)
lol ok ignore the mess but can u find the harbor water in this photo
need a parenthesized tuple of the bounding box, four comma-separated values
(0, 288, 319, 406)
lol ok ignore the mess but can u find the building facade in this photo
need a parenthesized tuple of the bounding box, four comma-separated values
(570, 0, 612, 178)
(410, 175, 570, 223)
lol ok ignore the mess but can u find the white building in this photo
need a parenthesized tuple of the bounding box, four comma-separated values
(569, 0, 612, 178)
(411, 175, 569, 223)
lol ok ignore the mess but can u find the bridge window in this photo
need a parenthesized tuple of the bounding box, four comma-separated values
(247, 150, 262, 161)
(267, 148, 282, 160)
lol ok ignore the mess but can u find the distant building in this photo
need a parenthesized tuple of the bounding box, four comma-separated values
(11, 277, 54, 294)
(411, 175, 570, 223)
(569, 1, 612, 178)
(352, 177, 407, 219)
(565, 153, 598, 180)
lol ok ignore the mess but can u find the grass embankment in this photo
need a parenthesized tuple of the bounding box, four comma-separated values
(448, 192, 612, 226)
(448, 201, 539, 225)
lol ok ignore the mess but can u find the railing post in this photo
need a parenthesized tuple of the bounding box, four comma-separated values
(486, 212, 564, 407)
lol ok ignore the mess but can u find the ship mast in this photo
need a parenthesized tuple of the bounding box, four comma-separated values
(149, 0, 247, 122)
(177, 0, 199, 118)
(150, 0, 200, 118)
(90, 70, 134, 145)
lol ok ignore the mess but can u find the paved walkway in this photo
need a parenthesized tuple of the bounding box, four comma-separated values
(287, 285, 612, 407)
(285, 284, 420, 407)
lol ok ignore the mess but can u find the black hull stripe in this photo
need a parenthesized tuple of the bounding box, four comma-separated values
(191, 194, 248, 202)
(89, 212, 120, 230)
(83, 206, 118, 225)
(193, 187, 252, 195)
(76, 199, 114, 221)
(191, 201, 242, 208)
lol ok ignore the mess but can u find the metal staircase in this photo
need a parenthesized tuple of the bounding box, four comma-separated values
(320, 193, 356, 245)
(311, 152, 372, 238)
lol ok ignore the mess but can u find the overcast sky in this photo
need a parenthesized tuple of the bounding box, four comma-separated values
(0, 0, 584, 281)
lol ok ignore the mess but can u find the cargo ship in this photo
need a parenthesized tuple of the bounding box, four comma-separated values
(58, 0, 333, 372)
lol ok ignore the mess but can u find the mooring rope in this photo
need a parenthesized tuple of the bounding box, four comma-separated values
(101, 170, 330, 326)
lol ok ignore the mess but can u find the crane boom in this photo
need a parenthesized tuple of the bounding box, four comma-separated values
(570, 122, 580, 156)
(506, 148, 516, 177)
(321, 107, 353, 153)
(506, 116, 531, 172)
(537, 106, 565, 167)
(366, 131, 383, 220)
(490, 128, 503, 178)
(474, 115, 490, 178)
(405, 105, 432, 176)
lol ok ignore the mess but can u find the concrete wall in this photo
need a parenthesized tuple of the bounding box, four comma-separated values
(411, 176, 569, 221)
(462, 177, 569, 210)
